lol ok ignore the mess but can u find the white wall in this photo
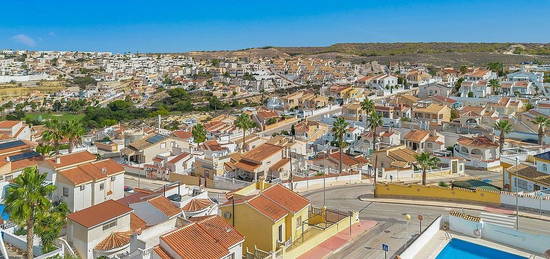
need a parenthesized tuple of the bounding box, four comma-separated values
(283, 173, 362, 190)
(500, 193, 550, 212)
(448, 215, 482, 237)
(482, 222, 550, 255)
(399, 216, 442, 259)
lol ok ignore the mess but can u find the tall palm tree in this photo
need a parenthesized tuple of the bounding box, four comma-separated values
(369, 111, 383, 153)
(415, 152, 440, 185)
(235, 113, 256, 152)
(63, 120, 86, 153)
(360, 98, 375, 131)
(5, 167, 56, 259)
(489, 79, 500, 95)
(494, 120, 513, 155)
(42, 119, 65, 156)
(533, 116, 550, 146)
(332, 117, 349, 174)
(36, 143, 54, 158)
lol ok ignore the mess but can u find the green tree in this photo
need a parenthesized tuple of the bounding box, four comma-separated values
(35, 202, 69, 253)
(415, 152, 440, 185)
(487, 62, 504, 76)
(489, 79, 500, 95)
(235, 113, 256, 152)
(524, 102, 534, 111)
(62, 120, 86, 153)
(459, 65, 468, 74)
(369, 111, 383, 153)
(494, 120, 512, 155)
(43, 119, 65, 155)
(532, 116, 550, 146)
(332, 117, 349, 174)
(36, 143, 55, 157)
(5, 167, 56, 259)
(360, 98, 375, 131)
(192, 123, 206, 145)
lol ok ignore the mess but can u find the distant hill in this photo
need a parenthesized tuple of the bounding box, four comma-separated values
(179, 42, 550, 66)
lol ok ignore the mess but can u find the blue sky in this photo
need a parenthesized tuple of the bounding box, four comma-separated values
(1, 0, 549, 53)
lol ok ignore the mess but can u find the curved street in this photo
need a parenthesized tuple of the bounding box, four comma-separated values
(302, 184, 550, 259)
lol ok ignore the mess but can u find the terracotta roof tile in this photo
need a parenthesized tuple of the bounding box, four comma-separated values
(95, 231, 131, 251)
(46, 151, 96, 169)
(160, 222, 230, 259)
(131, 213, 148, 233)
(182, 199, 213, 212)
(148, 196, 181, 217)
(67, 200, 132, 228)
(248, 195, 288, 221)
(404, 130, 430, 143)
(261, 184, 310, 213)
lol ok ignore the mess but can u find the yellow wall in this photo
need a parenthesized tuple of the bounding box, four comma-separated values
(375, 183, 500, 204)
(220, 202, 282, 253)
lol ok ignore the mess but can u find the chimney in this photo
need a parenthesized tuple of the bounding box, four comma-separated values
(101, 168, 107, 174)
(56, 156, 61, 164)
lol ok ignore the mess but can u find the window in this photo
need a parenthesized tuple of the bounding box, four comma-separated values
(543, 164, 548, 172)
(296, 216, 302, 229)
(278, 225, 283, 242)
(62, 187, 69, 197)
(516, 178, 528, 190)
(111, 176, 116, 182)
(80, 185, 85, 191)
(427, 143, 433, 148)
(102, 220, 117, 230)
(160, 143, 166, 149)
(100, 183, 105, 191)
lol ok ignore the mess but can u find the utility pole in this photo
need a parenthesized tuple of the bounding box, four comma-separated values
(515, 157, 519, 229)
(289, 147, 293, 191)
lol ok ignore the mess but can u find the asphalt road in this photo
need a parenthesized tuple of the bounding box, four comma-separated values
(302, 184, 550, 259)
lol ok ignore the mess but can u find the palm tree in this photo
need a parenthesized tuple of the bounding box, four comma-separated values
(369, 111, 383, 153)
(42, 119, 65, 155)
(415, 152, 440, 185)
(36, 143, 54, 157)
(494, 120, 513, 155)
(63, 120, 86, 153)
(533, 116, 550, 146)
(192, 123, 206, 146)
(489, 79, 500, 95)
(35, 201, 69, 253)
(5, 167, 56, 259)
(332, 117, 349, 174)
(360, 98, 375, 131)
(235, 113, 256, 152)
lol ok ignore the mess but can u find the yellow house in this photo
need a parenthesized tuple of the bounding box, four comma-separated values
(220, 183, 310, 255)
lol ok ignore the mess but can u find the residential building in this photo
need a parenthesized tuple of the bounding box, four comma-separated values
(231, 143, 287, 181)
(67, 200, 136, 259)
(412, 103, 451, 124)
(454, 135, 500, 164)
(293, 120, 329, 142)
(402, 129, 445, 152)
(55, 158, 125, 212)
(418, 83, 453, 98)
(121, 134, 187, 164)
(152, 215, 244, 259)
(219, 184, 310, 255)
(0, 140, 42, 182)
(0, 120, 31, 141)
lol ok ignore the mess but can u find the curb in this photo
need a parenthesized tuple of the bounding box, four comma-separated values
(359, 197, 550, 221)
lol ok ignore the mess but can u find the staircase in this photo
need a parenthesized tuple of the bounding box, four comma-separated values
(480, 212, 517, 229)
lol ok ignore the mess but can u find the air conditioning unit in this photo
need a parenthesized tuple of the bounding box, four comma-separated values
(223, 211, 232, 219)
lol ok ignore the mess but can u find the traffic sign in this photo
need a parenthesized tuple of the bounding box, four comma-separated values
(382, 243, 389, 252)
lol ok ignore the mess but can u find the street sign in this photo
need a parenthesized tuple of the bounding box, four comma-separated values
(382, 243, 389, 252)
(417, 215, 423, 221)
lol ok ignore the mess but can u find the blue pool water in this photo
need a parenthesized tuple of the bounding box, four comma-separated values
(436, 238, 526, 259)
(0, 204, 9, 220)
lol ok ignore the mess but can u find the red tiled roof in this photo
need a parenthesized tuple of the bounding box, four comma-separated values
(172, 130, 192, 139)
(168, 152, 190, 164)
(404, 130, 429, 143)
(46, 151, 96, 169)
(261, 184, 310, 213)
(457, 136, 499, 148)
(95, 232, 131, 251)
(159, 222, 230, 259)
(0, 120, 20, 128)
(248, 195, 288, 221)
(182, 198, 213, 212)
(67, 200, 132, 228)
(131, 213, 147, 233)
(58, 159, 124, 185)
(148, 196, 181, 217)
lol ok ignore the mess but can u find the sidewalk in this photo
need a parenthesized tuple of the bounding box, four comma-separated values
(360, 197, 550, 221)
(297, 220, 377, 259)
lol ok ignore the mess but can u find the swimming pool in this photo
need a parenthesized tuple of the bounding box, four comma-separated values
(436, 238, 526, 259)
(0, 204, 9, 220)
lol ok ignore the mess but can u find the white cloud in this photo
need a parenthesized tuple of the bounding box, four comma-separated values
(11, 34, 37, 47)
